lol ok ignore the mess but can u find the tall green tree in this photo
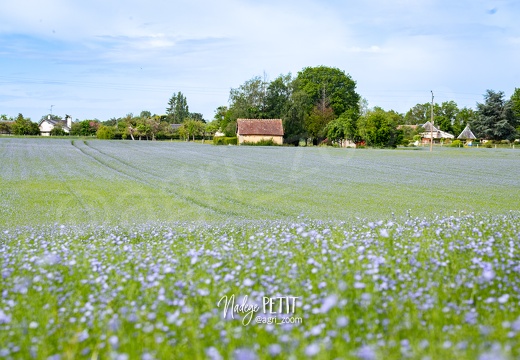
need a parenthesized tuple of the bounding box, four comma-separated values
(304, 93, 336, 140)
(265, 73, 292, 119)
(472, 90, 517, 140)
(283, 90, 308, 144)
(453, 107, 476, 136)
(228, 76, 267, 120)
(435, 101, 459, 134)
(166, 92, 190, 123)
(404, 103, 431, 125)
(293, 66, 360, 118)
(510, 88, 520, 133)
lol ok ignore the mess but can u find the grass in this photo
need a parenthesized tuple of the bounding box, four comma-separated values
(1, 138, 520, 359)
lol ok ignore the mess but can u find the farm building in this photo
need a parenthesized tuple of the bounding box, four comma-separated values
(39, 115, 72, 136)
(457, 124, 477, 141)
(236, 119, 284, 145)
(420, 121, 454, 144)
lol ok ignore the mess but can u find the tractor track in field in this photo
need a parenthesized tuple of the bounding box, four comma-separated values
(70, 140, 260, 219)
(82, 141, 292, 219)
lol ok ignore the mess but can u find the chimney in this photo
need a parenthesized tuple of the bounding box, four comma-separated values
(66, 115, 72, 128)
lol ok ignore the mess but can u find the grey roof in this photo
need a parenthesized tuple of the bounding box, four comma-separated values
(421, 121, 438, 132)
(457, 125, 476, 140)
(420, 121, 455, 139)
(38, 118, 70, 131)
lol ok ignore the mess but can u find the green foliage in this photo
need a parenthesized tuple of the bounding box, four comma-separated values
(70, 120, 99, 136)
(241, 138, 278, 146)
(510, 87, 520, 128)
(283, 90, 308, 144)
(189, 112, 205, 122)
(324, 109, 358, 143)
(404, 103, 431, 125)
(0, 121, 12, 134)
(212, 106, 235, 137)
(49, 125, 67, 136)
(472, 90, 517, 140)
(166, 91, 190, 123)
(96, 125, 115, 139)
(358, 108, 403, 148)
(204, 121, 220, 136)
(11, 113, 40, 135)
(434, 101, 459, 133)
(218, 67, 360, 145)
(228, 76, 268, 120)
(179, 119, 205, 141)
(213, 136, 237, 145)
(293, 66, 360, 118)
(453, 107, 476, 136)
(264, 73, 292, 119)
(450, 139, 463, 147)
(305, 104, 335, 139)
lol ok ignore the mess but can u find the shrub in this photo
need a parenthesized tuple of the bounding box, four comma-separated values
(96, 125, 115, 140)
(242, 139, 279, 146)
(213, 136, 237, 145)
(450, 140, 462, 148)
(50, 126, 67, 136)
(484, 142, 493, 148)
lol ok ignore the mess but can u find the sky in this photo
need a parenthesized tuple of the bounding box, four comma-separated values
(0, 0, 519, 122)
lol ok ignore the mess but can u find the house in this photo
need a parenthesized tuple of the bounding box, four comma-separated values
(457, 125, 476, 142)
(39, 115, 72, 136)
(236, 119, 284, 145)
(419, 121, 454, 144)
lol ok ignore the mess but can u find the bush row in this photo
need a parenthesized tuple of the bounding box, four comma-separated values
(213, 137, 238, 145)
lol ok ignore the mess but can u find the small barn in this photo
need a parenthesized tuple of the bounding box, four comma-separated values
(39, 115, 72, 136)
(420, 121, 454, 144)
(236, 119, 284, 145)
(457, 124, 476, 142)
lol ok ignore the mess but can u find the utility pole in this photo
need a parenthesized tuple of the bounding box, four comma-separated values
(430, 91, 434, 152)
(50, 105, 54, 116)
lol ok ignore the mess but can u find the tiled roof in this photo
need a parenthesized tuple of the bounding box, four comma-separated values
(236, 119, 284, 136)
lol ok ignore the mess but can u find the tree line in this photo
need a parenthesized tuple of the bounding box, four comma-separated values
(211, 66, 519, 146)
(1, 65, 519, 146)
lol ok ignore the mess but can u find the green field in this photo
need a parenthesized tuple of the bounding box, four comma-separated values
(1, 138, 520, 359)
(1, 138, 519, 227)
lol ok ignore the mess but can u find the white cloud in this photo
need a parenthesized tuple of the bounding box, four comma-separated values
(0, 0, 519, 120)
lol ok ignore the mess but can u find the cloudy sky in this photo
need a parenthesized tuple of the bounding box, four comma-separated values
(1, 0, 519, 122)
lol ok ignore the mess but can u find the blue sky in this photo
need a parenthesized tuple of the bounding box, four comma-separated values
(1, 0, 519, 122)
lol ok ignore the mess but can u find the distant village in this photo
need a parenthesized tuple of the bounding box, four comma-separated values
(1, 66, 519, 147)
